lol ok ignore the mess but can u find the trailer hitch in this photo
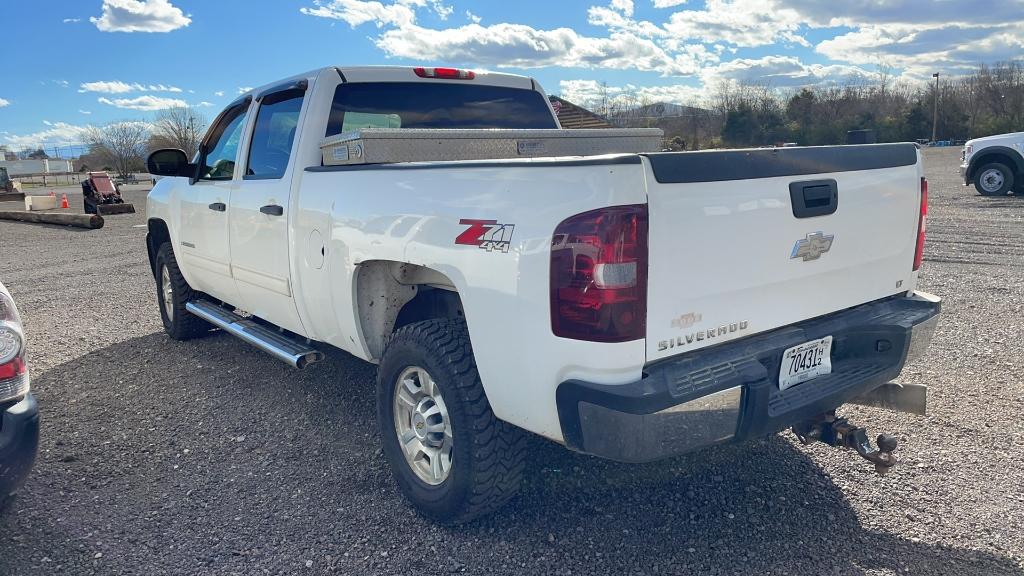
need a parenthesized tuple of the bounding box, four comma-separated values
(792, 413, 899, 475)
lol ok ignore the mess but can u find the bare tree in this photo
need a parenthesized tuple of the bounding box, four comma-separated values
(85, 121, 149, 179)
(151, 106, 207, 159)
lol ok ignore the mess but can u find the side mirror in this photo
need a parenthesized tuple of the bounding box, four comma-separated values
(147, 149, 193, 178)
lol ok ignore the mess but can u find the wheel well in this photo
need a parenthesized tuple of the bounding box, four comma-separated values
(969, 151, 1022, 182)
(146, 218, 170, 277)
(355, 261, 463, 361)
(394, 286, 465, 330)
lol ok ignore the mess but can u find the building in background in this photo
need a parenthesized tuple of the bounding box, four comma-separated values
(0, 158, 75, 176)
(548, 96, 613, 129)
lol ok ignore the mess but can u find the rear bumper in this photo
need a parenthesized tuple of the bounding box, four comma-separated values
(0, 394, 39, 499)
(556, 292, 941, 463)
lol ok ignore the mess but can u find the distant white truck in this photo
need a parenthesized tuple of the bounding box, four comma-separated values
(145, 66, 941, 523)
(960, 131, 1024, 195)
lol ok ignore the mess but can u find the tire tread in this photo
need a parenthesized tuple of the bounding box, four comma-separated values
(380, 318, 527, 523)
(156, 243, 209, 340)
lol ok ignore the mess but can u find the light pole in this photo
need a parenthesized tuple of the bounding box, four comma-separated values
(931, 72, 940, 143)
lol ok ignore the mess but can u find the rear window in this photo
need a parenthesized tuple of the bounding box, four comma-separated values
(325, 82, 557, 137)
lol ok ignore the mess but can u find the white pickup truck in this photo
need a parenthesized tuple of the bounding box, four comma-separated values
(146, 66, 940, 523)
(959, 131, 1024, 195)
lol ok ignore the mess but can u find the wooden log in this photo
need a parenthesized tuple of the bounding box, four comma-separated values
(0, 210, 103, 229)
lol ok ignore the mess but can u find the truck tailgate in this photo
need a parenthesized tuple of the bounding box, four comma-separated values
(642, 144, 923, 361)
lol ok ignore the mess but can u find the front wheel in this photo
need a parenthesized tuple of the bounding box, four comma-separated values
(376, 319, 527, 524)
(974, 162, 1014, 196)
(154, 243, 210, 340)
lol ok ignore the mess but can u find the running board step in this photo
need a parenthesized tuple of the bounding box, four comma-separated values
(185, 300, 324, 369)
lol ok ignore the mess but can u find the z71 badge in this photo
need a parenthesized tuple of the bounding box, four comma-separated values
(455, 219, 516, 253)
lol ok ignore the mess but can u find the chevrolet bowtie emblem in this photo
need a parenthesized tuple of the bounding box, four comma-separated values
(791, 232, 835, 261)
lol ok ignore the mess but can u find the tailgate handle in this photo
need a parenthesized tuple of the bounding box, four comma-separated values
(789, 179, 838, 218)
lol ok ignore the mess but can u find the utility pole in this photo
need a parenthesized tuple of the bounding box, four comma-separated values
(931, 72, 940, 143)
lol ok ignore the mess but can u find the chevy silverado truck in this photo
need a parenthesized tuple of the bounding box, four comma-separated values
(959, 131, 1024, 195)
(146, 66, 940, 523)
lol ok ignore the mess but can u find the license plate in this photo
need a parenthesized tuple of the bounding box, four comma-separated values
(779, 336, 833, 391)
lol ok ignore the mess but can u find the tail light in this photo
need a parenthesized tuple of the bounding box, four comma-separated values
(913, 177, 928, 271)
(550, 205, 648, 342)
(0, 290, 29, 402)
(414, 67, 475, 80)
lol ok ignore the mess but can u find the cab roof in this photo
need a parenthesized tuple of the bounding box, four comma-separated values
(237, 66, 538, 102)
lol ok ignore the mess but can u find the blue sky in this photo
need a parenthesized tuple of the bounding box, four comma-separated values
(2, 0, 1022, 153)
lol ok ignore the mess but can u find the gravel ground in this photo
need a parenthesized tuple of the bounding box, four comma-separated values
(0, 148, 1021, 575)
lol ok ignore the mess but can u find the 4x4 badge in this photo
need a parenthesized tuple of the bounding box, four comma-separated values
(791, 232, 834, 261)
(455, 219, 516, 253)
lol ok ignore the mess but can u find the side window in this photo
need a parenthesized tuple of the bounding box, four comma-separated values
(245, 89, 304, 179)
(199, 102, 250, 180)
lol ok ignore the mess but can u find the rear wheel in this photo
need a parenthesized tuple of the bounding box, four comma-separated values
(377, 319, 527, 524)
(974, 162, 1014, 196)
(154, 242, 209, 340)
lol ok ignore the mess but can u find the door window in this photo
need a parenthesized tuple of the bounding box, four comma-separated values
(199, 101, 250, 180)
(245, 89, 304, 179)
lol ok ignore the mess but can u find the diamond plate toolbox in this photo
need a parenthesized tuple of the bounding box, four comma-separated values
(320, 128, 664, 166)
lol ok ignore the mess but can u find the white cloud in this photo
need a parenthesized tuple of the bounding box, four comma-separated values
(91, 0, 191, 33)
(300, 0, 418, 28)
(559, 55, 874, 107)
(63, 18, 81, 23)
(237, 86, 253, 94)
(773, 0, 1024, 76)
(0, 98, 9, 108)
(297, 0, 1024, 96)
(79, 80, 183, 94)
(700, 55, 873, 87)
(587, 4, 666, 38)
(3, 122, 93, 149)
(816, 23, 1024, 76)
(560, 79, 705, 106)
(80, 80, 136, 94)
(303, 0, 705, 74)
(377, 24, 704, 75)
(97, 95, 188, 110)
(197, 101, 214, 107)
(662, 0, 808, 48)
(610, 0, 634, 16)
(79, 109, 92, 115)
(214, 90, 225, 97)
(42, 120, 53, 126)
(782, 0, 1023, 28)
(430, 1, 453, 20)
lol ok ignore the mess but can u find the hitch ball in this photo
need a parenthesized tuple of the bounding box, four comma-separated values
(792, 414, 900, 475)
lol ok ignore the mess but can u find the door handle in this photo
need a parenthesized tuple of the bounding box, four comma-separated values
(208, 202, 226, 212)
(260, 204, 284, 216)
(789, 179, 838, 218)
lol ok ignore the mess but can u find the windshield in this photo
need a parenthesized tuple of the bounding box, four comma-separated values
(326, 82, 557, 137)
